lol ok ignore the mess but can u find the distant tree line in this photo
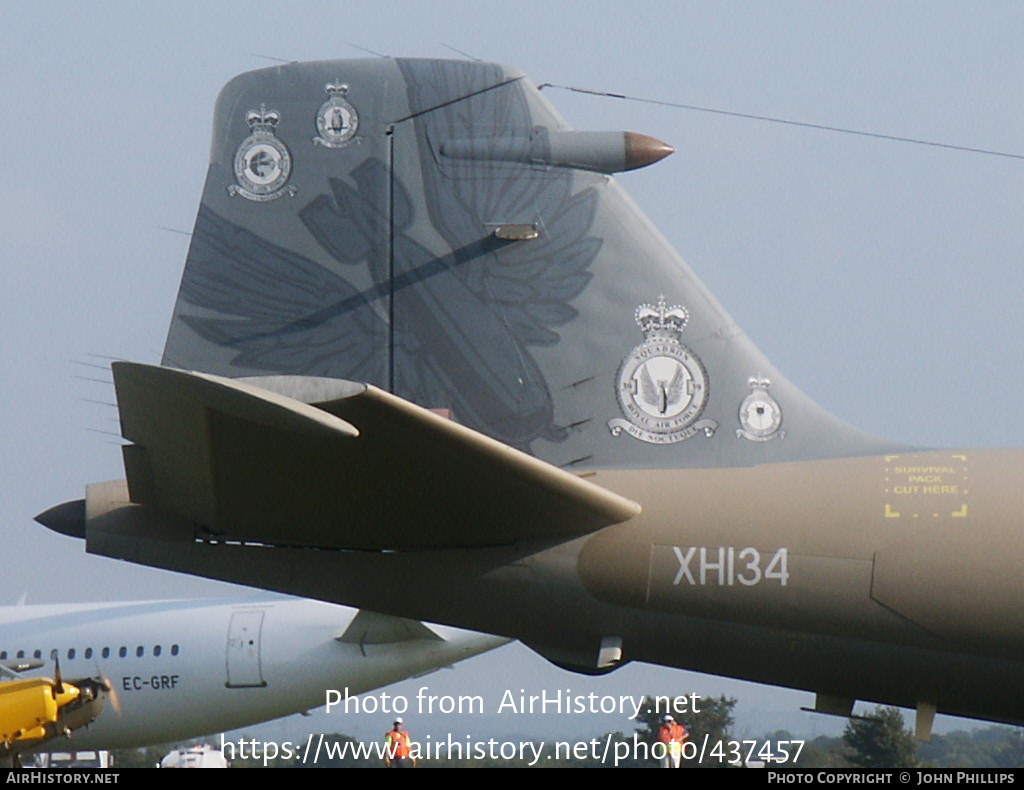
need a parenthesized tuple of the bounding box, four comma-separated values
(797, 709, 1024, 769)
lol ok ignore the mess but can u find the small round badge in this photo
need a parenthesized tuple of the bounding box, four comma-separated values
(313, 83, 359, 148)
(736, 377, 785, 442)
(228, 105, 297, 202)
(608, 295, 717, 444)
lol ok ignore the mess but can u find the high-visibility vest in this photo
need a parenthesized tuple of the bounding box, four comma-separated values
(385, 729, 411, 759)
(657, 722, 688, 755)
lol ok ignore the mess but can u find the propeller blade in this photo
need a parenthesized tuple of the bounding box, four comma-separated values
(92, 661, 122, 717)
(107, 682, 122, 717)
(53, 655, 64, 696)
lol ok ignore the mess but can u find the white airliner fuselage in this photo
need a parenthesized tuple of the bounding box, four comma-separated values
(0, 597, 505, 749)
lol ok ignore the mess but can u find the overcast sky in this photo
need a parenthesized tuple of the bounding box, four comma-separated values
(3, 2, 1023, 745)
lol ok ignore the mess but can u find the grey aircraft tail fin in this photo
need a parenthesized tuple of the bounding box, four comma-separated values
(163, 57, 898, 470)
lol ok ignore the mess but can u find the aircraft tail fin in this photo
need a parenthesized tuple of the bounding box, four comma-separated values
(162, 57, 899, 471)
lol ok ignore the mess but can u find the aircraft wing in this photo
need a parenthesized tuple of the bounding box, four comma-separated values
(108, 362, 640, 551)
(0, 659, 43, 680)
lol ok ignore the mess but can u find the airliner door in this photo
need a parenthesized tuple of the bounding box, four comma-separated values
(225, 610, 266, 688)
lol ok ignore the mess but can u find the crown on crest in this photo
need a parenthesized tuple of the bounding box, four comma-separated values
(245, 104, 280, 132)
(636, 295, 688, 339)
(325, 82, 349, 96)
(748, 376, 772, 390)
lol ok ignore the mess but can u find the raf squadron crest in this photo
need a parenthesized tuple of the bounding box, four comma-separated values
(313, 83, 359, 148)
(736, 377, 785, 442)
(608, 295, 717, 444)
(228, 105, 297, 202)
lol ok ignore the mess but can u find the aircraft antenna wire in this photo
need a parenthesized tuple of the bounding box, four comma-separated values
(441, 44, 482, 61)
(340, 42, 387, 58)
(248, 53, 297, 65)
(537, 83, 1024, 161)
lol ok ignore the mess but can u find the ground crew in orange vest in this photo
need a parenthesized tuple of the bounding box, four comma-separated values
(384, 717, 415, 767)
(656, 714, 688, 768)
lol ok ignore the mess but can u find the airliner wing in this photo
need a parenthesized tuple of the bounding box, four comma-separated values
(111, 362, 640, 551)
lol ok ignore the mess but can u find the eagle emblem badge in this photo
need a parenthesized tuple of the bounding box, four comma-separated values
(228, 105, 297, 202)
(608, 295, 717, 444)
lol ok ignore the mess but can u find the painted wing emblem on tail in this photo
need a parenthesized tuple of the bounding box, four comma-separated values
(665, 362, 688, 412)
(173, 204, 387, 384)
